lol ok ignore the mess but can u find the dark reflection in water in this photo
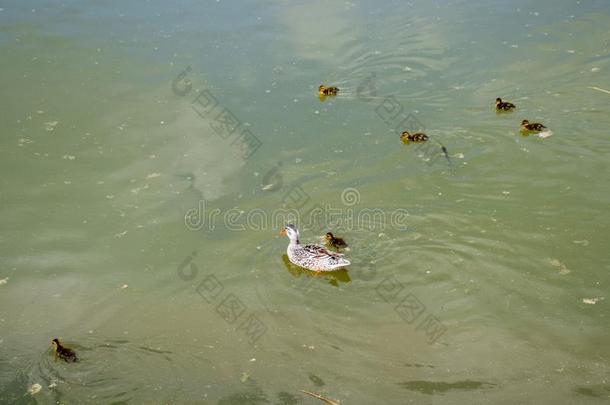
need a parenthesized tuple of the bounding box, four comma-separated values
(404, 363, 436, 369)
(399, 380, 496, 395)
(276, 391, 300, 404)
(218, 388, 268, 405)
(573, 384, 610, 398)
(308, 373, 325, 387)
(281, 255, 351, 287)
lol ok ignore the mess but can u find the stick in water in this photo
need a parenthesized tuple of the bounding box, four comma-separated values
(588, 86, 610, 95)
(428, 135, 451, 166)
(441, 146, 451, 165)
(300, 389, 342, 405)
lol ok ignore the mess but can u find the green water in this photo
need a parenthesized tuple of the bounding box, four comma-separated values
(1, 1, 610, 403)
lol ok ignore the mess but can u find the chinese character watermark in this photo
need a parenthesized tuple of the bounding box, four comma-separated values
(171, 66, 262, 160)
(376, 275, 447, 344)
(177, 251, 268, 344)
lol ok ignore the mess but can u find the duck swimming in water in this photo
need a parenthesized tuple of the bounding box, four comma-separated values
(280, 224, 350, 272)
(495, 97, 516, 111)
(51, 338, 78, 362)
(521, 119, 546, 132)
(400, 131, 428, 143)
(319, 85, 339, 97)
(325, 232, 348, 249)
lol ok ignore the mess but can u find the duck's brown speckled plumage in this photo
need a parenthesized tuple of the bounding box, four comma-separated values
(521, 119, 546, 132)
(51, 338, 78, 363)
(496, 97, 516, 111)
(325, 232, 348, 249)
(319, 85, 339, 96)
(281, 225, 350, 271)
(400, 131, 428, 143)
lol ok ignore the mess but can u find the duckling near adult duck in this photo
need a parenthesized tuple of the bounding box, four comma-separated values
(319, 85, 339, 97)
(281, 224, 350, 272)
(495, 97, 516, 111)
(325, 232, 348, 249)
(400, 131, 428, 143)
(51, 338, 78, 362)
(521, 119, 546, 132)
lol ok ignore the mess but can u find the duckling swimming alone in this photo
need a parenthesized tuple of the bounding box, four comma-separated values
(496, 97, 516, 111)
(325, 232, 348, 249)
(400, 131, 428, 143)
(319, 85, 339, 97)
(51, 338, 78, 362)
(521, 119, 546, 132)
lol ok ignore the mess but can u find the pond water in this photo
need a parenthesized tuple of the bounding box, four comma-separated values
(1, 0, 609, 403)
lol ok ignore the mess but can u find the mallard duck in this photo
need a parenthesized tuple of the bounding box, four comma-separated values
(495, 97, 516, 111)
(325, 232, 348, 249)
(521, 119, 546, 132)
(51, 338, 78, 362)
(280, 224, 350, 271)
(319, 85, 339, 96)
(400, 131, 428, 143)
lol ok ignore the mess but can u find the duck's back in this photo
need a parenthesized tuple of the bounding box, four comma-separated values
(288, 243, 350, 271)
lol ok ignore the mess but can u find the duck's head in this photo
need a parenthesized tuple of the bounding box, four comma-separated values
(400, 131, 410, 140)
(51, 338, 60, 348)
(495, 97, 502, 105)
(319, 85, 326, 91)
(325, 232, 334, 241)
(521, 119, 529, 126)
(280, 224, 300, 242)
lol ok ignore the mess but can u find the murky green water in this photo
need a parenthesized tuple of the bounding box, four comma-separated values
(1, 1, 610, 403)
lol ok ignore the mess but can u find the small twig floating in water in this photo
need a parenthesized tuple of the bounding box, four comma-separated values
(441, 145, 451, 165)
(587, 86, 610, 95)
(427, 136, 451, 166)
(300, 389, 342, 405)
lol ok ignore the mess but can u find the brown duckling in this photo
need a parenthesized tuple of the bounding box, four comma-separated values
(51, 338, 78, 362)
(400, 131, 428, 143)
(521, 119, 546, 132)
(319, 85, 339, 97)
(325, 232, 348, 249)
(495, 97, 516, 111)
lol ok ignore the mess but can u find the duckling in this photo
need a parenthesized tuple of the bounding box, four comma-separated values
(495, 97, 516, 111)
(325, 232, 348, 249)
(319, 85, 339, 97)
(51, 338, 78, 362)
(521, 119, 546, 132)
(400, 131, 428, 143)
